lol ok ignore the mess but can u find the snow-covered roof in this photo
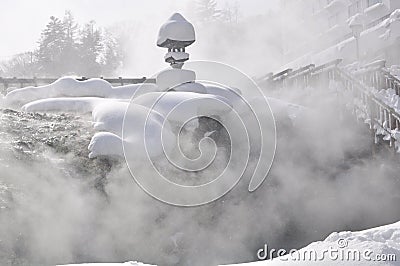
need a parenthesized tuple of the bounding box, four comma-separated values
(348, 13, 364, 27)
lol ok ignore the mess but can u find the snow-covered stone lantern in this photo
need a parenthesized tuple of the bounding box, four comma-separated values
(157, 13, 195, 69)
(155, 13, 199, 92)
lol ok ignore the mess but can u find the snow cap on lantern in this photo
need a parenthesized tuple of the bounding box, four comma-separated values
(157, 13, 195, 48)
(157, 13, 195, 68)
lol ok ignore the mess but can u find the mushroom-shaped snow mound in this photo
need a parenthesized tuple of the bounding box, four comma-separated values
(131, 91, 233, 124)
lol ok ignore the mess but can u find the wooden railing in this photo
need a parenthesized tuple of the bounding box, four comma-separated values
(260, 59, 400, 154)
(260, 59, 343, 90)
(335, 67, 400, 152)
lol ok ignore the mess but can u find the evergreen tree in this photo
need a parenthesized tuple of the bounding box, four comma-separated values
(195, 0, 221, 23)
(100, 31, 122, 76)
(12, 11, 122, 77)
(61, 10, 79, 74)
(79, 20, 103, 76)
(0, 52, 37, 77)
(36, 16, 65, 76)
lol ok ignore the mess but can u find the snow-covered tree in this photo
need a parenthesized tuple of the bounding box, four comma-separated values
(78, 20, 103, 76)
(2, 11, 122, 77)
(61, 10, 79, 74)
(36, 16, 66, 76)
(195, 0, 221, 23)
(100, 30, 122, 76)
(0, 52, 37, 77)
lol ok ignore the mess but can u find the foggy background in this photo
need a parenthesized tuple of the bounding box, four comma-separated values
(0, 0, 281, 77)
(0, 1, 400, 266)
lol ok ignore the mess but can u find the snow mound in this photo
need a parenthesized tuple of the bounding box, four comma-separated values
(5, 77, 159, 107)
(88, 132, 124, 159)
(92, 101, 131, 134)
(21, 97, 120, 114)
(7, 76, 303, 160)
(131, 91, 233, 123)
(156, 69, 196, 91)
(89, 103, 176, 159)
(223, 221, 400, 265)
(5, 77, 111, 106)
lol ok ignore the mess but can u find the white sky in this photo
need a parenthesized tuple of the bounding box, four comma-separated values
(0, 0, 279, 59)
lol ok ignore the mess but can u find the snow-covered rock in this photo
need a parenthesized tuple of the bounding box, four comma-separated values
(89, 103, 175, 159)
(88, 132, 124, 159)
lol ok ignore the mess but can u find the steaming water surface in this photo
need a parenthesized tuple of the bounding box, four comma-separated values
(1, 95, 400, 266)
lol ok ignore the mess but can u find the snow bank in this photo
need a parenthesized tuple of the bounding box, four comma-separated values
(92, 102, 131, 134)
(132, 91, 233, 124)
(9, 76, 303, 160)
(5, 77, 111, 106)
(223, 220, 400, 265)
(88, 89, 301, 160)
(89, 103, 176, 159)
(88, 132, 124, 159)
(21, 97, 125, 114)
(5, 77, 159, 107)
